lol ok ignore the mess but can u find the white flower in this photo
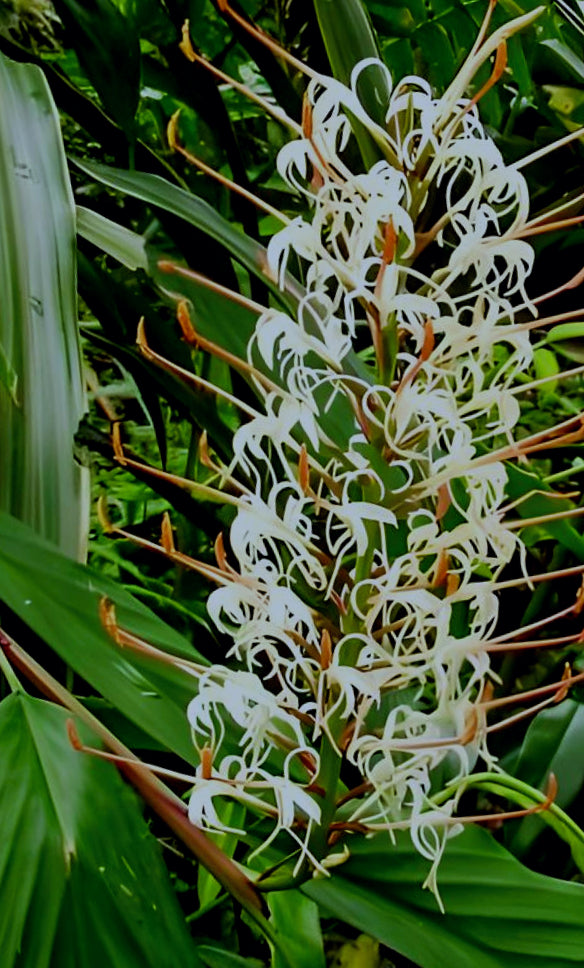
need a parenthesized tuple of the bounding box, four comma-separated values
(184, 40, 545, 897)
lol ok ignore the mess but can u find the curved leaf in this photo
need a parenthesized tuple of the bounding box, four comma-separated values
(267, 891, 325, 968)
(314, 0, 389, 165)
(504, 463, 584, 559)
(77, 206, 148, 271)
(509, 700, 584, 857)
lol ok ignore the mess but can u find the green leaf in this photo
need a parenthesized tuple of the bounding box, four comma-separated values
(542, 322, 584, 363)
(504, 463, 584, 559)
(545, 323, 584, 343)
(304, 825, 584, 968)
(435, 773, 584, 875)
(0, 511, 204, 761)
(415, 21, 457, 91)
(313, 0, 384, 106)
(196, 946, 263, 968)
(268, 891, 326, 968)
(368, 3, 416, 37)
(0, 338, 18, 404)
(0, 692, 202, 968)
(149, 253, 261, 364)
(80, 207, 372, 395)
(197, 801, 246, 907)
(77, 206, 148, 271)
(541, 38, 584, 83)
(51, 0, 141, 134)
(533, 346, 560, 393)
(0, 53, 87, 559)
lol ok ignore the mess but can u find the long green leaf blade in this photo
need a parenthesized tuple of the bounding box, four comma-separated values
(51, 0, 140, 135)
(0, 52, 87, 559)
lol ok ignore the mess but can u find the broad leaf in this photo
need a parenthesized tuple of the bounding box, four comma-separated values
(0, 692, 202, 968)
(542, 38, 584, 83)
(314, 0, 381, 95)
(504, 463, 584, 559)
(542, 322, 584, 363)
(0, 512, 204, 762)
(0, 53, 87, 559)
(268, 891, 325, 968)
(304, 825, 584, 968)
(196, 947, 262, 968)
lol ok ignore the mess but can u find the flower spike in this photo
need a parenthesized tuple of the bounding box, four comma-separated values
(103, 6, 584, 905)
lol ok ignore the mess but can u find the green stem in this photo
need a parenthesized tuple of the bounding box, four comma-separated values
(310, 734, 343, 856)
(544, 460, 584, 485)
(0, 634, 23, 693)
(431, 771, 584, 867)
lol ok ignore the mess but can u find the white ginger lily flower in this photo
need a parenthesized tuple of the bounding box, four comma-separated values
(187, 667, 307, 768)
(183, 33, 557, 903)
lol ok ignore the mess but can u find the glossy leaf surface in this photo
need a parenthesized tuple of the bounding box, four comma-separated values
(0, 692, 202, 968)
(509, 700, 584, 857)
(0, 53, 87, 559)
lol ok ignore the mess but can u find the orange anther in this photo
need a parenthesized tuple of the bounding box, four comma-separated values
(433, 550, 449, 588)
(67, 719, 83, 751)
(167, 110, 181, 152)
(179, 21, 196, 62)
(545, 773, 558, 805)
(161, 513, 175, 554)
(381, 217, 398, 265)
(575, 578, 584, 615)
(436, 483, 452, 521)
(177, 300, 198, 345)
(99, 596, 120, 643)
(111, 421, 125, 463)
(214, 532, 228, 571)
(200, 746, 213, 780)
(554, 663, 572, 703)
(301, 93, 313, 139)
(298, 443, 310, 494)
(97, 495, 114, 534)
(320, 628, 332, 670)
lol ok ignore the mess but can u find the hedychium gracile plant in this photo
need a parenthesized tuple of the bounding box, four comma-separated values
(101, 0, 584, 905)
